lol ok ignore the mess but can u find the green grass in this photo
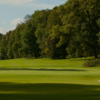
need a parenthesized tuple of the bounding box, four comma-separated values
(0, 57, 100, 100)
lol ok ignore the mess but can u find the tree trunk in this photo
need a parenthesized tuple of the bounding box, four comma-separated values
(35, 53, 39, 58)
(93, 48, 98, 58)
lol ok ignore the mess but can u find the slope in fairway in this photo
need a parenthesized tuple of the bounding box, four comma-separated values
(0, 58, 100, 100)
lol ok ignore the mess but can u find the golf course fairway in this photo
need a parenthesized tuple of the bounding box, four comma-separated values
(0, 58, 100, 100)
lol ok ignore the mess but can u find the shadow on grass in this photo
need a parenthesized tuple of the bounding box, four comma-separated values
(52, 57, 93, 61)
(0, 68, 86, 71)
(0, 82, 100, 100)
(69, 58, 92, 61)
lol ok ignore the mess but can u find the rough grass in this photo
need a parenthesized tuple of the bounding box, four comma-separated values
(0, 57, 100, 100)
(83, 58, 100, 67)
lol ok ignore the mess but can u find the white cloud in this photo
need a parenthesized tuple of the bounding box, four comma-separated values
(0, 27, 15, 34)
(11, 18, 25, 26)
(0, 0, 35, 6)
(0, 18, 24, 34)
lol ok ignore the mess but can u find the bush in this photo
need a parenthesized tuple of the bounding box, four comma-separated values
(83, 59, 100, 67)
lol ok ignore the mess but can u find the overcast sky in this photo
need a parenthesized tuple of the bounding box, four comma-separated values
(0, 0, 67, 34)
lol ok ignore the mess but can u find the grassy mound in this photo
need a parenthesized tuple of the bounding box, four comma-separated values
(83, 59, 100, 67)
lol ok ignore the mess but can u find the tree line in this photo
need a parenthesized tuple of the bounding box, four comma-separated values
(0, 0, 100, 60)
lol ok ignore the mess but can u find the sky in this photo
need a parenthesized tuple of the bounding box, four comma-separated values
(0, 0, 67, 34)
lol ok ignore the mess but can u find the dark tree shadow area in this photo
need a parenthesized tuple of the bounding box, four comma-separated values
(69, 58, 92, 61)
(0, 82, 100, 100)
(0, 68, 86, 71)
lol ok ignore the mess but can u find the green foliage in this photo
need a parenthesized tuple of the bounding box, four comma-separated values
(12, 41, 21, 58)
(0, 33, 3, 41)
(0, 35, 8, 59)
(21, 23, 40, 58)
(59, 0, 100, 58)
(18, 48, 24, 57)
(7, 48, 14, 59)
(1, 0, 100, 60)
(83, 59, 100, 67)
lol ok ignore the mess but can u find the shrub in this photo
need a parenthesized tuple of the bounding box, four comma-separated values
(83, 59, 100, 67)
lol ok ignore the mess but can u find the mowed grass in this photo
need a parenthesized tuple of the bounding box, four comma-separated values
(0, 57, 100, 100)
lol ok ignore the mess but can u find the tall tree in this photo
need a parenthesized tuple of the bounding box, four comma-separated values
(32, 9, 51, 57)
(57, 0, 100, 58)
(0, 35, 8, 59)
(21, 23, 40, 58)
